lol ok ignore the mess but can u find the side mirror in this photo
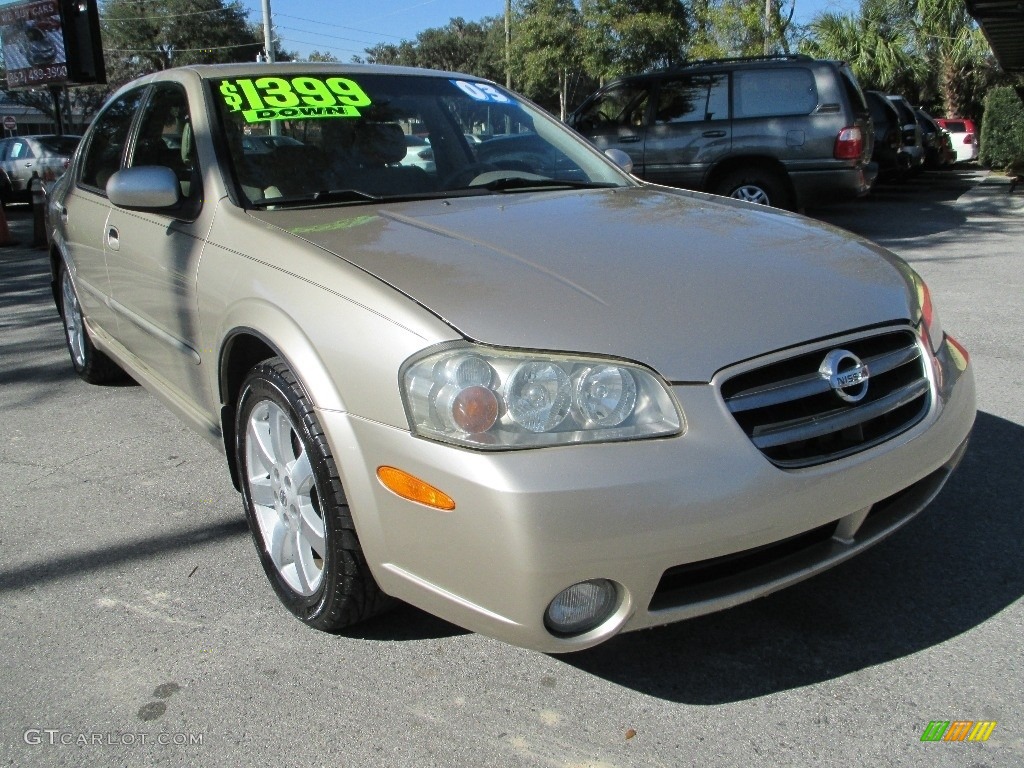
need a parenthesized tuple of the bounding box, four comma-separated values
(604, 148, 634, 174)
(106, 166, 181, 211)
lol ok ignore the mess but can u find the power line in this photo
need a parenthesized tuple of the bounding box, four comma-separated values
(106, 40, 261, 52)
(275, 12, 404, 40)
(276, 25, 381, 47)
(103, 7, 234, 21)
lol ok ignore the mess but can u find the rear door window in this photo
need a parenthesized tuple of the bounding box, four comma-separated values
(733, 69, 817, 118)
(9, 140, 33, 159)
(838, 69, 869, 115)
(654, 75, 728, 123)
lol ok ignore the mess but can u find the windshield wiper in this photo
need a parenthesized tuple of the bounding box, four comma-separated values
(250, 188, 380, 208)
(478, 177, 618, 193)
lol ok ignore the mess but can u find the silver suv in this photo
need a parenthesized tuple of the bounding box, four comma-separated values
(568, 55, 876, 209)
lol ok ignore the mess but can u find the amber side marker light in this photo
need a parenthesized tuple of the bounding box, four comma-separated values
(376, 466, 456, 511)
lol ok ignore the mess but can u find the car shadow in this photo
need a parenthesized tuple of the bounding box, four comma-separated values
(555, 409, 1020, 703)
(340, 602, 471, 642)
(806, 167, 987, 244)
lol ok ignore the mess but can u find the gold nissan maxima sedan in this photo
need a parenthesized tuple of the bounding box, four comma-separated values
(49, 64, 975, 652)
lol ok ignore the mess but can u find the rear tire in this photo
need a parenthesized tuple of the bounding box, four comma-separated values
(236, 357, 391, 631)
(714, 167, 793, 210)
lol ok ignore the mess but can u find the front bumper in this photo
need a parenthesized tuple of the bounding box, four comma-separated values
(321, 334, 975, 653)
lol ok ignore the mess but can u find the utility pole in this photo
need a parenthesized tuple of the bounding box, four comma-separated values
(764, 0, 771, 55)
(505, 0, 511, 88)
(261, 0, 279, 135)
(262, 0, 275, 63)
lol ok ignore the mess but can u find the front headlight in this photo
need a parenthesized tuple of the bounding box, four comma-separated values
(401, 344, 683, 449)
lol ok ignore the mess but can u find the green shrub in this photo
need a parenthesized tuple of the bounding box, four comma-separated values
(979, 86, 1024, 171)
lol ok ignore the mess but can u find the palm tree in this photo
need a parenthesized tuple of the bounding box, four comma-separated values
(801, 1, 924, 96)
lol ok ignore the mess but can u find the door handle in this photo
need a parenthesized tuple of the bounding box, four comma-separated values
(60, 206, 68, 224)
(618, 135, 642, 143)
(702, 130, 727, 138)
(107, 226, 119, 251)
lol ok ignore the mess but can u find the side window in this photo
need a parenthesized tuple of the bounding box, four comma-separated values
(0, 140, 9, 161)
(129, 83, 201, 201)
(733, 68, 817, 119)
(79, 88, 145, 190)
(655, 75, 728, 124)
(838, 71, 869, 115)
(575, 83, 650, 132)
(10, 140, 33, 159)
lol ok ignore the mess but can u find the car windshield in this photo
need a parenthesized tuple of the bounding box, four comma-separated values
(211, 72, 628, 207)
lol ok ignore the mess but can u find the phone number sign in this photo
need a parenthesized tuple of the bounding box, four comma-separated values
(0, 0, 69, 89)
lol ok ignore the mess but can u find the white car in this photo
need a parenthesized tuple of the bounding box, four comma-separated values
(935, 118, 979, 163)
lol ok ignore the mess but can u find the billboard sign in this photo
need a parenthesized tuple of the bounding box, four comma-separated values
(1, 0, 105, 90)
(0, 0, 66, 88)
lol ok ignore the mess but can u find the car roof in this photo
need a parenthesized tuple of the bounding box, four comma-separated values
(605, 54, 836, 84)
(151, 61, 488, 83)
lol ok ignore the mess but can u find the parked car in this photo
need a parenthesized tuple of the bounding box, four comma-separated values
(864, 90, 904, 179)
(240, 133, 304, 155)
(915, 108, 954, 169)
(401, 133, 436, 172)
(0, 134, 81, 202)
(567, 54, 876, 210)
(49, 63, 975, 653)
(934, 117, 979, 163)
(886, 95, 925, 174)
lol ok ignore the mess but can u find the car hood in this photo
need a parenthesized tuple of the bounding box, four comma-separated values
(254, 187, 915, 382)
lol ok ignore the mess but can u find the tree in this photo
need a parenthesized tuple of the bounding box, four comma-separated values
(910, 0, 993, 116)
(511, 0, 582, 117)
(580, 0, 689, 80)
(100, 0, 267, 86)
(691, 0, 771, 58)
(414, 17, 504, 79)
(801, 0, 923, 96)
(306, 50, 337, 62)
(800, 0, 998, 117)
(360, 42, 418, 66)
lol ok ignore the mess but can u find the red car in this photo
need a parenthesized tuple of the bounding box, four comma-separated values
(935, 118, 979, 163)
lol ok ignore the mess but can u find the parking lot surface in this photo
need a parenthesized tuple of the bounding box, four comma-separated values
(2, 169, 1022, 767)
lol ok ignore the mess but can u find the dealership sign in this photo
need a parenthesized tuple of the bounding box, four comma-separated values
(0, 0, 105, 90)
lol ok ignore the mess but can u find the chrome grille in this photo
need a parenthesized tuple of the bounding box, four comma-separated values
(722, 330, 931, 468)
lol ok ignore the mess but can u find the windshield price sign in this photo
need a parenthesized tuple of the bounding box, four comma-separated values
(219, 76, 372, 122)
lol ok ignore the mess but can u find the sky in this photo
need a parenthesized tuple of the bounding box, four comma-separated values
(236, 0, 860, 64)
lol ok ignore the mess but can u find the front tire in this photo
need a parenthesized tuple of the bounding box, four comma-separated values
(236, 357, 390, 631)
(713, 167, 793, 209)
(59, 263, 124, 384)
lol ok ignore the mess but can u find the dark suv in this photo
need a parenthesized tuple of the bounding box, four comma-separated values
(567, 55, 875, 210)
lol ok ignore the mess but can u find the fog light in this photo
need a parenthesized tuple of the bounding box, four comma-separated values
(544, 579, 618, 636)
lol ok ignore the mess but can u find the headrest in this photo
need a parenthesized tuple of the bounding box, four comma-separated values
(353, 123, 407, 166)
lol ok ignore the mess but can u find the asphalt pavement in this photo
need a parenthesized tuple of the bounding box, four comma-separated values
(1, 169, 1022, 767)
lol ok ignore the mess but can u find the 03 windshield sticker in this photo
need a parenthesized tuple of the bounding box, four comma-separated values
(450, 80, 513, 104)
(219, 76, 372, 123)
